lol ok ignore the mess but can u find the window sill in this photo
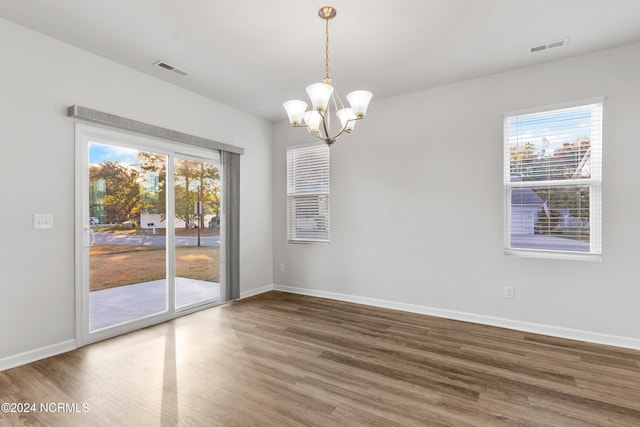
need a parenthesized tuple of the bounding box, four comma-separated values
(504, 248, 602, 261)
(288, 239, 330, 245)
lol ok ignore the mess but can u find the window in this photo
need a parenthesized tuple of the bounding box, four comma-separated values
(504, 98, 603, 259)
(287, 144, 330, 243)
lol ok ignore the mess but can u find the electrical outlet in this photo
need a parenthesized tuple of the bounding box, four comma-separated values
(279, 264, 285, 273)
(504, 286, 515, 300)
(34, 214, 54, 229)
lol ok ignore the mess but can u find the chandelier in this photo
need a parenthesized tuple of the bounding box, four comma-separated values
(283, 6, 372, 146)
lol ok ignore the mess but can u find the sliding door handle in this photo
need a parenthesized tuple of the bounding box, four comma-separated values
(83, 227, 95, 248)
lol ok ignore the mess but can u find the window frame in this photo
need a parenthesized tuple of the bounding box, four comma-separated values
(503, 97, 604, 261)
(286, 143, 331, 244)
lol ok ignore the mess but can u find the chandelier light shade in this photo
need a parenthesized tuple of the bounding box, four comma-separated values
(304, 110, 322, 135)
(306, 83, 334, 111)
(283, 6, 372, 146)
(337, 108, 356, 132)
(346, 90, 373, 118)
(283, 100, 308, 125)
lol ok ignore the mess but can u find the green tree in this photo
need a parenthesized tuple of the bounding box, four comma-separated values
(174, 159, 199, 228)
(510, 142, 537, 179)
(90, 161, 143, 224)
(137, 152, 167, 215)
(195, 161, 221, 227)
(549, 138, 591, 180)
(174, 159, 220, 229)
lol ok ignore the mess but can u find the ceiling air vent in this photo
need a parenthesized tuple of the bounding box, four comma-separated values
(153, 60, 189, 77)
(530, 38, 570, 53)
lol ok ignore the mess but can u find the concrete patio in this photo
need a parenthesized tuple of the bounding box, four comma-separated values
(90, 277, 220, 331)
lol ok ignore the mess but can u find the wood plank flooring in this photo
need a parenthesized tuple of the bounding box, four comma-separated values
(1, 291, 640, 426)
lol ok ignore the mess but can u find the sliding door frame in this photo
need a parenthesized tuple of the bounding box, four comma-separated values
(75, 124, 226, 346)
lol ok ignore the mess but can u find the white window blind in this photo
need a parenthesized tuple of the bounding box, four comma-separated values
(504, 99, 603, 259)
(287, 144, 330, 243)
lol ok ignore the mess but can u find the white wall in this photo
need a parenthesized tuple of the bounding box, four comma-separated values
(273, 42, 640, 348)
(0, 18, 273, 363)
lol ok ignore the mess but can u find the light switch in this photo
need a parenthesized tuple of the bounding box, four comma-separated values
(34, 214, 54, 229)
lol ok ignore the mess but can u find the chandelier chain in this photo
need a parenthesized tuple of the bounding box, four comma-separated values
(325, 16, 330, 81)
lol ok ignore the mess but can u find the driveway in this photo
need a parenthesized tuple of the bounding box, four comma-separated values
(510, 234, 590, 252)
(94, 232, 220, 247)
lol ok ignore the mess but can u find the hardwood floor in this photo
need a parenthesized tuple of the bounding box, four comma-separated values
(1, 291, 640, 426)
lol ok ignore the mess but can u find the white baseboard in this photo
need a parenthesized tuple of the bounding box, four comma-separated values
(0, 340, 77, 372)
(4, 285, 636, 373)
(240, 284, 274, 300)
(273, 285, 640, 351)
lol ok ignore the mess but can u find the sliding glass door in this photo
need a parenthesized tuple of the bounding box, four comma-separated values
(173, 155, 221, 309)
(87, 143, 168, 331)
(77, 125, 224, 344)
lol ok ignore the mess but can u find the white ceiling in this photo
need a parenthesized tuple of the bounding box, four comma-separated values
(2, 0, 640, 122)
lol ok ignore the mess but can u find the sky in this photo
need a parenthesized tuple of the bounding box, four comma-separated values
(507, 105, 596, 155)
(89, 142, 139, 165)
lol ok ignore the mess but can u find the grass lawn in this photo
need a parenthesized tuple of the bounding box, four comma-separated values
(90, 244, 220, 292)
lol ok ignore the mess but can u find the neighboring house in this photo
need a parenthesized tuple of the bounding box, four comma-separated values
(140, 213, 166, 229)
(511, 184, 544, 235)
(140, 213, 218, 229)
